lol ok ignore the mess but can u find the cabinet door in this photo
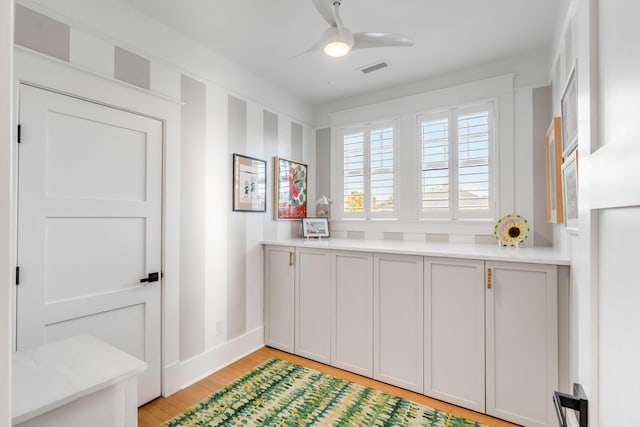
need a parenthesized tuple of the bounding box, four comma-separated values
(331, 251, 373, 377)
(486, 261, 558, 427)
(374, 253, 423, 393)
(424, 257, 485, 412)
(295, 248, 331, 364)
(264, 246, 295, 352)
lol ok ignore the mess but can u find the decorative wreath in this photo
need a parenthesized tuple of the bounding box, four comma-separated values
(494, 214, 530, 247)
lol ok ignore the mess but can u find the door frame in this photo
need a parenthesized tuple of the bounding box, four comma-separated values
(13, 46, 183, 397)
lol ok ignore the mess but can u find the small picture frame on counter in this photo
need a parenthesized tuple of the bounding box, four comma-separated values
(302, 217, 329, 239)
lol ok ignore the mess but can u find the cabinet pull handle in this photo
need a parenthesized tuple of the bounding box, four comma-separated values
(487, 268, 492, 289)
(289, 252, 294, 266)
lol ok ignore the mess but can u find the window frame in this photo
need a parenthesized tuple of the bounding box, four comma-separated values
(416, 101, 497, 220)
(338, 118, 399, 220)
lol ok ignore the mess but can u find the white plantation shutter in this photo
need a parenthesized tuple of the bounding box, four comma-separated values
(420, 115, 449, 213)
(370, 126, 394, 213)
(341, 121, 397, 218)
(419, 103, 494, 219)
(457, 108, 490, 213)
(343, 129, 365, 213)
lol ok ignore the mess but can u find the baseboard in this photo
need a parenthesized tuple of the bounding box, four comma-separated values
(162, 361, 182, 397)
(164, 326, 265, 395)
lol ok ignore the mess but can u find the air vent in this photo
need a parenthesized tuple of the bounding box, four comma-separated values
(359, 61, 388, 74)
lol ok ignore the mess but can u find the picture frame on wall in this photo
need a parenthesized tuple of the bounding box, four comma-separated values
(232, 153, 266, 212)
(302, 217, 329, 238)
(275, 157, 307, 220)
(561, 64, 578, 157)
(545, 117, 564, 224)
(561, 150, 579, 234)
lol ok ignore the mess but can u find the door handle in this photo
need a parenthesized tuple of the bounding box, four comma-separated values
(140, 272, 159, 284)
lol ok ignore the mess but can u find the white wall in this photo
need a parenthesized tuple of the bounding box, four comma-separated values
(550, 0, 640, 425)
(1, 2, 14, 424)
(548, 1, 598, 423)
(12, 0, 316, 396)
(318, 51, 552, 244)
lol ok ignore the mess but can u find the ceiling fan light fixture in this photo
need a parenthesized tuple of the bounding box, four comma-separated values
(324, 40, 351, 57)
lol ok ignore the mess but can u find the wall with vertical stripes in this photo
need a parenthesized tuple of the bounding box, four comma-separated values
(13, 0, 315, 388)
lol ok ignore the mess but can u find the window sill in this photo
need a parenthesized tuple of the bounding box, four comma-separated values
(329, 218, 496, 236)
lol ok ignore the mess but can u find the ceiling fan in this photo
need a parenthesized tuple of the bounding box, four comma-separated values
(304, 0, 414, 58)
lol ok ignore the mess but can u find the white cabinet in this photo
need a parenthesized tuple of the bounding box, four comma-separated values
(374, 253, 423, 393)
(424, 257, 485, 413)
(263, 241, 565, 427)
(331, 250, 373, 377)
(485, 261, 558, 427)
(264, 245, 295, 353)
(295, 248, 331, 364)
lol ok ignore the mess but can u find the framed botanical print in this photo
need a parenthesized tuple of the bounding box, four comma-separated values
(275, 157, 307, 220)
(561, 64, 578, 157)
(545, 117, 564, 224)
(232, 154, 266, 212)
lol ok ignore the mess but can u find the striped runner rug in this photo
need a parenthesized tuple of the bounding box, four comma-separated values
(160, 358, 486, 426)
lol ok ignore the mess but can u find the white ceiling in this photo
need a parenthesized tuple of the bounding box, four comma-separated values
(121, 0, 569, 106)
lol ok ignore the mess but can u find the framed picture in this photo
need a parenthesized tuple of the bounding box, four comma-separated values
(561, 64, 578, 157)
(545, 117, 564, 224)
(233, 154, 266, 212)
(275, 157, 307, 220)
(561, 150, 579, 234)
(302, 217, 329, 238)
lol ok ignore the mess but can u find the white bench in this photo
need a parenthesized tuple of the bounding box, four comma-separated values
(12, 334, 147, 427)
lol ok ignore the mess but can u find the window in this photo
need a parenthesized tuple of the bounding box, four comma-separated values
(418, 103, 495, 219)
(341, 121, 397, 218)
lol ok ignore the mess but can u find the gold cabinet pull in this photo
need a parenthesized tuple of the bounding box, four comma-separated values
(289, 252, 294, 266)
(487, 268, 492, 289)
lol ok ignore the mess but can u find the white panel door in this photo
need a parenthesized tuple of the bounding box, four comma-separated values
(486, 261, 558, 427)
(17, 84, 162, 405)
(264, 245, 295, 353)
(373, 253, 423, 393)
(295, 248, 331, 364)
(424, 257, 485, 412)
(331, 250, 373, 377)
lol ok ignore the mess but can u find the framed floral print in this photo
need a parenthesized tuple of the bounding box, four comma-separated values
(233, 154, 267, 212)
(275, 157, 307, 220)
(545, 117, 564, 224)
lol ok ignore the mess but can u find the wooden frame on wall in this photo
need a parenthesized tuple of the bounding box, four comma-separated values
(274, 157, 307, 220)
(545, 117, 564, 224)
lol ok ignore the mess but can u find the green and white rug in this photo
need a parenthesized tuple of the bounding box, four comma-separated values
(160, 358, 486, 426)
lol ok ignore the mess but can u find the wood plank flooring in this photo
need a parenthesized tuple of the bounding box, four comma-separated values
(139, 346, 519, 427)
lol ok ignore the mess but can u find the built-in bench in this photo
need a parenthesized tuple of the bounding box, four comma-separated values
(12, 334, 146, 427)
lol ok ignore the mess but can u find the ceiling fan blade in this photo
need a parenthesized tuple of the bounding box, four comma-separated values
(312, 0, 337, 27)
(352, 32, 414, 50)
(291, 40, 323, 59)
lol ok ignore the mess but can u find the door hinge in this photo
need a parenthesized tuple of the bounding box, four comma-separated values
(487, 268, 492, 289)
(15, 266, 20, 285)
(17, 124, 21, 143)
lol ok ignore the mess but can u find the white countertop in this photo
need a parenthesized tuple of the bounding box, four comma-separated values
(12, 334, 147, 425)
(262, 238, 570, 265)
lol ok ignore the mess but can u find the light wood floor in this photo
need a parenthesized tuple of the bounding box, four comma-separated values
(139, 346, 519, 427)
